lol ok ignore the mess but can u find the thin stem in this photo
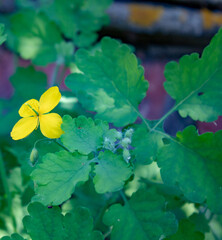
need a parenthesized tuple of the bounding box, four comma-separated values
(104, 227, 113, 238)
(54, 139, 70, 152)
(0, 151, 16, 231)
(34, 138, 48, 149)
(120, 190, 128, 205)
(50, 63, 60, 87)
(57, 65, 67, 86)
(137, 110, 151, 130)
(151, 104, 178, 130)
(207, 212, 214, 222)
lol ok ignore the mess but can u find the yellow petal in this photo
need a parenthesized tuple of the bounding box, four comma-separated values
(39, 86, 61, 114)
(39, 113, 64, 139)
(19, 99, 39, 117)
(11, 117, 38, 140)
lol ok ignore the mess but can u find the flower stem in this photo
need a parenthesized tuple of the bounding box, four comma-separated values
(50, 63, 60, 87)
(54, 139, 70, 152)
(120, 190, 128, 205)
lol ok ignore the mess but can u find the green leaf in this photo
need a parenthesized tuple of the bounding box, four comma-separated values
(0, 24, 7, 45)
(132, 126, 164, 165)
(93, 150, 132, 193)
(1, 234, 26, 240)
(61, 115, 118, 154)
(165, 219, 204, 240)
(103, 189, 178, 240)
(10, 66, 47, 100)
(62, 180, 108, 220)
(45, 0, 111, 47)
(157, 125, 222, 213)
(9, 10, 62, 65)
(164, 28, 222, 122)
(31, 151, 91, 205)
(23, 202, 103, 240)
(63, 207, 103, 240)
(189, 213, 210, 233)
(65, 37, 148, 127)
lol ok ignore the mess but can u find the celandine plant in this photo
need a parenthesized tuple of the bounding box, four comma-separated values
(0, 1, 222, 240)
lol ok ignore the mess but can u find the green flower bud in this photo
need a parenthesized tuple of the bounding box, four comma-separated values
(116, 131, 122, 140)
(123, 148, 131, 163)
(124, 128, 134, 138)
(30, 148, 39, 164)
(121, 137, 131, 148)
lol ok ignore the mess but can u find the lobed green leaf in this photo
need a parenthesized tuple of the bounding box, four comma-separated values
(31, 151, 91, 205)
(23, 202, 103, 240)
(93, 150, 132, 193)
(44, 0, 112, 47)
(164, 28, 222, 122)
(157, 125, 222, 213)
(9, 10, 62, 65)
(61, 115, 118, 154)
(103, 189, 178, 240)
(65, 37, 148, 127)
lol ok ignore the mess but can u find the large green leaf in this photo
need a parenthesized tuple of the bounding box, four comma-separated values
(23, 202, 103, 240)
(65, 37, 148, 127)
(93, 151, 132, 193)
(31, 151, 91, 205)
(44, 0, 111, 47)
(103, 189, 177, 240)
(9, 10, 62, 65)
(10, 66, 47, 100)
(164, 28, 222, 122)
(157, 125, 222, 213)
(61, 115, 118, 154)
(165, 219, 204, 240)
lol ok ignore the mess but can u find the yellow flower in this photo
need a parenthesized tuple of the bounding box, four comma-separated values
(11, 86, 64, 140)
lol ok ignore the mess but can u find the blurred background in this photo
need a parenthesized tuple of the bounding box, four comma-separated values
(0, 0, 222, 135)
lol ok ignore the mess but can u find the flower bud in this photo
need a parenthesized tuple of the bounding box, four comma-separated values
(30, 148, 39, 164)
(124, 128, 134, 138)
(121, 137, 131, 148)
(115, 131, 122, 140)
(123, 148, 131, 163)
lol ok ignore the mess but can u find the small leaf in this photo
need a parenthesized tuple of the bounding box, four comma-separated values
(93, 150, 132, 193)
(31, 151, 91, 205)
(61, 115, 117, 154)
(157, 125, 222, 213)
(103, 189, 178, 240)
(189, 213, 210, 233)
(65, 37, 148, 127)
(164, 28, 222, 122)
(165, 219, 204, 240)
(10, 66, 47, 100)
(23, 202, 103, 240)
(132, 126, 164, 165)
(1, 234, 26, 240)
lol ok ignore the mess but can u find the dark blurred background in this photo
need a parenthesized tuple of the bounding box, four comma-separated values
(0, 0, 222, 135)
